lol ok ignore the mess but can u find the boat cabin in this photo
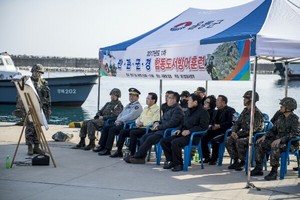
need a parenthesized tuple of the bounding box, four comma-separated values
(0, 53, 21, 80)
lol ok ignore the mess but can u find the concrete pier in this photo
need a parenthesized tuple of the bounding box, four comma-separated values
(0, 122, 299, 200)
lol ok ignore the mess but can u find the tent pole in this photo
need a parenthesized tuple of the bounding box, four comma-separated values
(97, 50, 103, 111)
(245, 56, 261, 191)
(284, 62, 289, 97)
(159, 79, 162, 120)
(205, 80, 208, 94)
(97, 75, 101, 111)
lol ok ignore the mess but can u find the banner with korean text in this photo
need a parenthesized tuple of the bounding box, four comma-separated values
(100, 39, 250, 81)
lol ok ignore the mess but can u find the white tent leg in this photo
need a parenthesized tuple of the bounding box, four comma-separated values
(245, 56, 261, 191)
(284, 62, 288, 97)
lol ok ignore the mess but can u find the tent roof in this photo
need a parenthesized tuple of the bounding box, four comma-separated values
(100, 0, 300, 59)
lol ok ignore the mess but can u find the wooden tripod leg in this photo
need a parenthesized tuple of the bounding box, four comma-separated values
(25, 93, 57, 167)
(10, 113, 29, 168)
(36, 124, 57, 167)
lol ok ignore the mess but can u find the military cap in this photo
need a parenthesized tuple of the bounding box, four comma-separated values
(110, 88, 121, 98)
(31, 64, 44, 74)
(128, 88, 141, 95)
(280, 97, 297, 111)
(180, 90, 190, 97)
(243, 90, 259, 102)
(194, 87, 206, 93)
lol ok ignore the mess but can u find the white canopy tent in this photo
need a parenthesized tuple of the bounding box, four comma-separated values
(99, 0, 300, 187)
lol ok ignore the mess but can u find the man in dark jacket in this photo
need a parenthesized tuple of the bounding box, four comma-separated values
(201, 95, 236, 165)
(160, 93, 210, 171)
(126, 91, 184, 164)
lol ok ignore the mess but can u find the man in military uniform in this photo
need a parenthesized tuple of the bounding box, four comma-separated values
(226, 90, 264, 171)
(25, 64, 51, 155)
(251, 97, 300, 180)
(73, 88, 123, 150)
(96, 88, 143, 156)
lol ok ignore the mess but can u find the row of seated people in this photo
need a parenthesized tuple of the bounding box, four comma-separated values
(72, 87, 300, 181)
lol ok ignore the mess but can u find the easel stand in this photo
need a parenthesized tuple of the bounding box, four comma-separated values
(10, 93, 56, 168)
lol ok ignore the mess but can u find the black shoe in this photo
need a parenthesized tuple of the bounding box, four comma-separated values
(98, 149, 111, 156)
(250, 167, 264, 176)
(264, 171, 277, 181)
(93, 145, 104, 152)
(293, 167, 299, 171)
(129, 157, 145, 164)
(203, 158, 211, 163)
(209, 159, 217, 165)
(110, 151, 123, 158)
(84, 143, 95, 151)
(235, 161, 245, 171)
(228, 160, 239, 169)
(72, 142, 85, 149)
(163, 161, 175, 169)
(172, 165, 183, 172)
(124, 155, 132, 163)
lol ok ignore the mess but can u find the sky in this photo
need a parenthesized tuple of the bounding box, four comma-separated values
(1, 0, 256, 58)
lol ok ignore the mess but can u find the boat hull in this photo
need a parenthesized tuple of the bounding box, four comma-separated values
(0, 74, 98, 106)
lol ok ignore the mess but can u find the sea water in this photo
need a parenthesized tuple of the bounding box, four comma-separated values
(0, 73, 299, 125)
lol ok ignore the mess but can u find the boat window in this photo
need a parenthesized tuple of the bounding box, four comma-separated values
(4, 58, 13, 65)
(0, 59, 3, 65)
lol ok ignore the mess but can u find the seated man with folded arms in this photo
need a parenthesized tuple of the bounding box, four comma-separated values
(226, 90, 264, 171)
(201, 95, 236, 165)
(160, 93, 210, 172)
(125, 91, 184, 164)
(110, 92, 160, 158)
(95, 88, 143, 156)
(251, 97, 300, 181)
(73, 88, 123, 150)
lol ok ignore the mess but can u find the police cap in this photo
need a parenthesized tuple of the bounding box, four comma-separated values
(128, 88, 141, 95)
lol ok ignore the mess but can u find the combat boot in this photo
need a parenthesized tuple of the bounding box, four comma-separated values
(228, 159, 239, 169)
(84, 139, 95, 151)
(27, 144, 33, 155)
(72, 137, 86, 149)
(33, 144, 45, 154)
(250, 166, 263, 176)
(264, 167, 278, 181)
(235, 160, 245, 171)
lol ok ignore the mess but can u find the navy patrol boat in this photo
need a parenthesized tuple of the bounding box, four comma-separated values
(0, 53, 98, 106)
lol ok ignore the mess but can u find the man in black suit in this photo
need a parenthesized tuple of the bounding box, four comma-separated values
(201, 95, 236, 165)
(125, 91, 184, 164)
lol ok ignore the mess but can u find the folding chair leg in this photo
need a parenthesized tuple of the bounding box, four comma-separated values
(147, 146, 152, 162)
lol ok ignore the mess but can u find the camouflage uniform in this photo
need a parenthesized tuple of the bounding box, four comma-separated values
(255, 114, 300, 168)
(226, 106, 264, 161)
(25, 76, 51, 145)
(79, 100, 123, 140)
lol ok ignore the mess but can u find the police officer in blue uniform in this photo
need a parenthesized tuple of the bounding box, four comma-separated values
(96, 88, 143, 155)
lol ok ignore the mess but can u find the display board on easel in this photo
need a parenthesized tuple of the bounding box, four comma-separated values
(10, 76, 56, 167)
(15, 76, 49, 130)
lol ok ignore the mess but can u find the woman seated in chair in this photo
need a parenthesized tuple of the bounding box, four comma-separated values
(160, 93, 210, 172)
(251, 97, 300, 181)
